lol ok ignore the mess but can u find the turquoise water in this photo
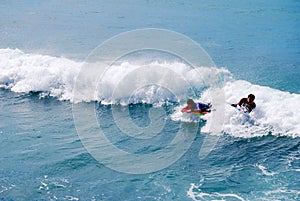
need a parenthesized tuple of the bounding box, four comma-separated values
(1, 1, 300, 200)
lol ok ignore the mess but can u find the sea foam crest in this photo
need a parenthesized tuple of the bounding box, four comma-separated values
(0, 48, 229, 103)
(0, 48, 81, 100)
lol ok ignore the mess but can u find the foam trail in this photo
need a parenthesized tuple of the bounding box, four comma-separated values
(187, 181, 246, 201)
(256, 164, 277, 176)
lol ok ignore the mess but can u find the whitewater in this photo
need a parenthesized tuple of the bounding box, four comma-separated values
(1, 48, 299, 139)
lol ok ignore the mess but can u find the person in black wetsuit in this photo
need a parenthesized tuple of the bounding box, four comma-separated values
(231, 94, 256, 113)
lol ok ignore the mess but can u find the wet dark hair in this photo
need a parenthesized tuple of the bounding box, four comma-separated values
(187, 99, 197, 110)
(248, 94, 255, 101)
(187, 99, 194, 105)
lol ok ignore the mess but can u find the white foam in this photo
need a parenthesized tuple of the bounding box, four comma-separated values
(0, 48, 229, 104)
(1, 48, 300, 138)
(256, 164, 277, 176)
(0, 48, 81, 101)
(171, 80, 300, 138)
(187, 181, 246, 201)
(223, 80, 300, 138)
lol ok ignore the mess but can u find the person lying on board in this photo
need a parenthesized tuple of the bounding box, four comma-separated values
(231, 94, 256, 113)
(181, 99, 212, 114)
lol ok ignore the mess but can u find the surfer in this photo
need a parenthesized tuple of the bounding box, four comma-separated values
(181, 99, 212, 114)
(231, 94, 256, 113)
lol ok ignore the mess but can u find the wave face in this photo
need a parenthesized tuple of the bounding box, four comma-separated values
(1, 48, 300, 138)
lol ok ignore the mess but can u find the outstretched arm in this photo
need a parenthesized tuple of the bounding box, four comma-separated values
(181, 107, 191, 113)
(231, 98, 245, 108)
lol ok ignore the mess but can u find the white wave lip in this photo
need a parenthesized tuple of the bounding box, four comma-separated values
(0, 48, 228, 104)
(0, 48, 81, 100)
(95, 61, 228, 105)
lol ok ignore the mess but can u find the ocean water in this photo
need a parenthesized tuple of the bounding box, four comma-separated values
(1, 1, 300, 200)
